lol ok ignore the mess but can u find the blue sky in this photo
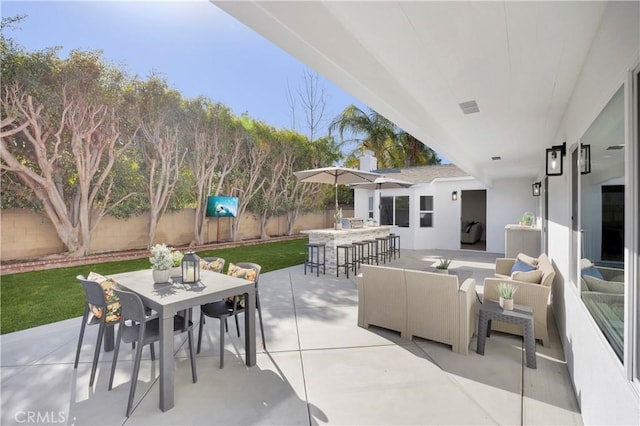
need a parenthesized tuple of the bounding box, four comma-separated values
(2, 0, 366, 137)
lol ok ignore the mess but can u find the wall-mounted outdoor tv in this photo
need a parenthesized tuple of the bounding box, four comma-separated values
(206, 196, 238, 218)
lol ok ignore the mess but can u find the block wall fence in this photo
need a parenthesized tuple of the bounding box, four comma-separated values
(1, 207, 352, 261)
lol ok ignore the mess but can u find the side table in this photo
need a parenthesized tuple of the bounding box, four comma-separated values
(476, 300, 537, 369)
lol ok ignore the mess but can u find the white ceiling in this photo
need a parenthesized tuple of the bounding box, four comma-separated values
(212, 1, 608, 185)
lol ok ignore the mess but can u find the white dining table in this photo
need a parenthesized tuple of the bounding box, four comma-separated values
(109, 268, 256, 412)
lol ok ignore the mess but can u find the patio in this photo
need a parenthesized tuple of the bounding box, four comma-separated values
(0, 249, 582, 425)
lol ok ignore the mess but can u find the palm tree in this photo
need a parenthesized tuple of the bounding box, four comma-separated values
(397, 132, 441, 167)
(328, 105, 397, 168)
(329, 105, 441, 168)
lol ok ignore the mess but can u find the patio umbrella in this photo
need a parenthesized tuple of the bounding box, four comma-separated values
(293, 166, 382, 211)
(350, 176, 414, 224)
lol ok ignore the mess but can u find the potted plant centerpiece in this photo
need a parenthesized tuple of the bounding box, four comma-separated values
(170, 249, 183, 278)
(434, 258, 452, 274)
(150, 243, 173, 283)
(497, 282, 517, 310)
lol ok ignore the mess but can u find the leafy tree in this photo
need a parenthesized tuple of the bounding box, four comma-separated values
(1, 43, 135, 256)
(183, 97, 243, 244)
(225, 116, 267, 241)
(124, 75, 186, 248)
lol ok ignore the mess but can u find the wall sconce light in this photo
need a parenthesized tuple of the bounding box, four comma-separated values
(532, 181, 541, 196)
(546, 142, 566, 176)
(580, 143, 591, 175)
(451, 191, 458, 201)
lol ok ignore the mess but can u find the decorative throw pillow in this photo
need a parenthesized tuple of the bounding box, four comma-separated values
(580, 258, 594, 269)
(582, 275, 624, 294)
(86, 271, 121, 323)
(516, 253, 538, 267)
(510, 258, 536, 275)
(200, 257, 225, 273)
(581, 265, 604, 280)
(225, 263, 257, 308)
(511, 269, 543, 284)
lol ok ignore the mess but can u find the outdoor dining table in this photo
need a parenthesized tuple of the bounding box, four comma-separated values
(109, 268, 256, 412)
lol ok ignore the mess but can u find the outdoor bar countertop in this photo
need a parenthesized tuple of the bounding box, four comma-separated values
(301, 226, 393, 272)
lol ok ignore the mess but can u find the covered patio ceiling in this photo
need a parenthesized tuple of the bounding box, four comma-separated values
(212, 1, 608, 185)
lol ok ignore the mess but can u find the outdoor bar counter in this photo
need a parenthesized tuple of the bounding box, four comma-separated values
(301, 225, 393, 272)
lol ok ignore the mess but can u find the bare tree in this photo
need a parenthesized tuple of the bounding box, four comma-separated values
(293, 69, 328, 143)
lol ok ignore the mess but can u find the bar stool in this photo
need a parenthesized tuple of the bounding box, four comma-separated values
(352, 241, 368, 269)
(304, 242, 326, 276)
(389, 233, 401, 259)
(375, 236, 390, 264)
(336, 244, 356, 278)
(361, 239, 378, 265)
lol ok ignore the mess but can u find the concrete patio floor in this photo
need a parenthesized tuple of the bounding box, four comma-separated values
(0, 249, 582, 425)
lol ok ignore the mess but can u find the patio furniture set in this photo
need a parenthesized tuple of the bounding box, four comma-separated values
(74, 259, 262, 415)
(357, 252, 556, 367)
(73, 248, 552, 416)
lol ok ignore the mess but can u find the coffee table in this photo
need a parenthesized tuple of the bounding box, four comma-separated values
(476, 299, 536, 369)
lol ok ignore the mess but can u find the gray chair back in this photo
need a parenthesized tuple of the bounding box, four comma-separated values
(113, 288, 147, 325)
(76, 275, 107, 310)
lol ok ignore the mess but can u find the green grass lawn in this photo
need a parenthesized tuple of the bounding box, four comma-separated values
(0, 239, 307, 334)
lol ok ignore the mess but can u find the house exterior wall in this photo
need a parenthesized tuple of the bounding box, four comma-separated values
(354, 176, 536, 254)
(548, 2, 639, 424)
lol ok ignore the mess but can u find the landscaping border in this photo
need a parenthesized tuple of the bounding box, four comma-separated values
(0, 234, 306, 275)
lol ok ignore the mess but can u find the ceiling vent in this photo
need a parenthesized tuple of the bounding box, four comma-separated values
(459, 100, 480, 115)
(491, 156, 501, 161)
(606, 144, 624, 150)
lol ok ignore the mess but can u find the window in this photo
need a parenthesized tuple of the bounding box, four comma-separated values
(420, 196, 434, 228)
(367, 196, 374, 219)
(380, 196, 410, 227)
(579, 85, 626, 362)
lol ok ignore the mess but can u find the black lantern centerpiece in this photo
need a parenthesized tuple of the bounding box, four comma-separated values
(181, 251, 200, 284)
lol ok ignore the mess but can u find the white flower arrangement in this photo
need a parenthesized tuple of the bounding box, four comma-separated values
(149, 243, 174, 270)
(171, 250, 184, 267)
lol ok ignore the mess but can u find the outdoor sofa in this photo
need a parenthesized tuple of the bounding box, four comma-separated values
(356, 264, 477, 355)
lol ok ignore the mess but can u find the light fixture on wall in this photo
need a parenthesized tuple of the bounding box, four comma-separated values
(546, 142, 566, 176)
(580, 143, 591, 175)
(451, 191, 458, 201)
(532, 181, 541, 196)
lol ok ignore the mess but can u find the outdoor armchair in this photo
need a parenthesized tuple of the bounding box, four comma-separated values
(483, 253, 555, 346)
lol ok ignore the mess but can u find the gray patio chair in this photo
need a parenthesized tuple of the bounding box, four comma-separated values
(74, 276, 120, 387)
(108, 288, 197, 417)
(197, 262, 265, 368)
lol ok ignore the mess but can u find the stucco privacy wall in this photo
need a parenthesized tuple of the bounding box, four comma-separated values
(1, 208, 331, 261)
(549, 2, 639, 424)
